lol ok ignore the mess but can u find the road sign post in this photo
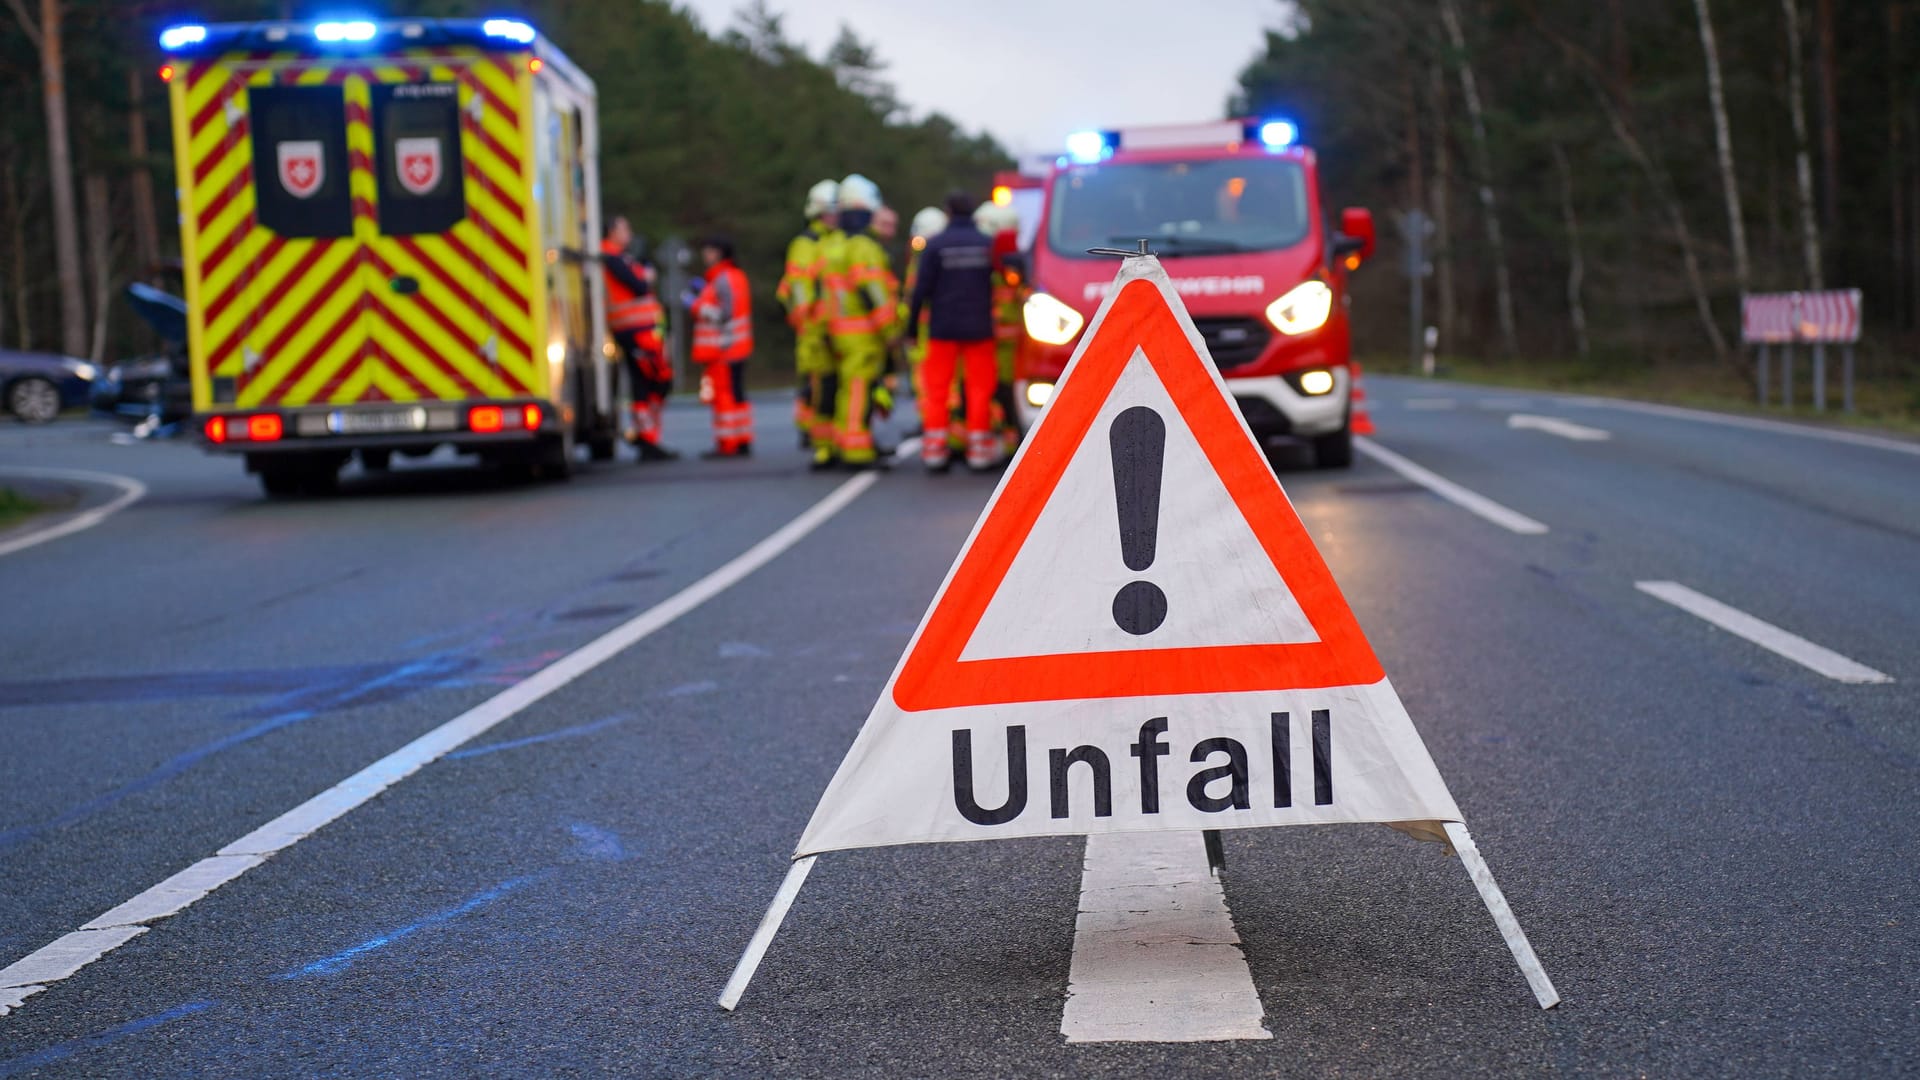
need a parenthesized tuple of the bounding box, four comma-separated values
(1742, 290, 1861, 414)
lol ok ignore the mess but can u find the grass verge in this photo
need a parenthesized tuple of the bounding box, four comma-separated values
(0, 487, 43, 531)
(1367, 353, 1920, 437)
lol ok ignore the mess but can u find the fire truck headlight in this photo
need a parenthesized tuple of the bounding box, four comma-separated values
(1266, 280, 1333, 336)
(1023, 292, 1084, 346)
(1298, 369, 1335, 396)
(1025, 381, 1055, 408)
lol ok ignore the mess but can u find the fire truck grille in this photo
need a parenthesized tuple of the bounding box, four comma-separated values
(1191, 317, 1271, 370)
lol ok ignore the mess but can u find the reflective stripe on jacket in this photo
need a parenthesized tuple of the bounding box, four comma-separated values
(776, 220, 828, 331)
(603, 239, 664, 348)
(822, 230, 898, 342)
(692, 260, 753, 363)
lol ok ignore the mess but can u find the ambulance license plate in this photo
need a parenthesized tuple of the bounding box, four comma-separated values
(329, 407, 427, 435)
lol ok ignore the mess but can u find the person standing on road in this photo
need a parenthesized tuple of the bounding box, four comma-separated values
(901, 206, 948, 436)
(976, 200, 1028, 459)
(907, 192, 998, 472)
(819, 174, 898, 471)
(601, 216, 677, 462)
(688, 234, 755, 459)
(779, 180, 838, 454)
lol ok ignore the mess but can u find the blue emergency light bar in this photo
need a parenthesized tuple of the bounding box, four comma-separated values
(156, 17, 543, 54)
(158, 24, 207, 50)
(312, 20, 377, 43)
(1063, 118, 1300, 164)
(1257, 119, 1298, 149)
(1064, 130, 1117, 164)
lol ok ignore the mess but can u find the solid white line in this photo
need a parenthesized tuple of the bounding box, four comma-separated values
(1507, 414, 1611, 441)
(1061, 832, 1271, 1043)
(0, 467, 147, 559)
(1577, 397, 1920, 457)
(0, 472, 879, 1017)
(1444, 823, 1559, 1009)
(717, 854, 816, 1011)
(1636, 581, 1894, 684)
(1355, 437, 1550, 535)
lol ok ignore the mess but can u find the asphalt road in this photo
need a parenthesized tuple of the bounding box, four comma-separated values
(0, 378, 1916, 1077)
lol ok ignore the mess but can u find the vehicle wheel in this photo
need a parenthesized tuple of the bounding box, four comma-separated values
(360, 449, 392, 472)
(539, 429, 576, 480)
(6, 377, 61, 424)
(1312, 423, 1354, 469)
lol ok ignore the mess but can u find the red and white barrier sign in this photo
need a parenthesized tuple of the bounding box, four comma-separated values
(1742, 290, 1862, 344)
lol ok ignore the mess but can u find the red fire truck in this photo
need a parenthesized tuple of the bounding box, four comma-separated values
(1016, 119, 1374, 467)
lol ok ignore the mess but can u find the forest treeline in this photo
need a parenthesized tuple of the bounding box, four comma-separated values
(0, 0, 1009, 363)
(1235, 0, 1920, 380)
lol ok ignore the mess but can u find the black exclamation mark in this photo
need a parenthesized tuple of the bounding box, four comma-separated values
(1110, 406, 1168, 636)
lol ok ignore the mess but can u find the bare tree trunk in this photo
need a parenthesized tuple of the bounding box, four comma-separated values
(85, 172, 111, 364)
(1439, 0, 1519, 357)
(1892, 3, 1908, 330)
(1550, 143, 1590, 359)
(127, 67, 160, 279)
(1814, 0, 1840, 277)
(1782, 0, 1825, 289)
(1403, 65, 1425, 217)
(1429, 61, 1456, 350)
(2, 165, 29, 349)
(9, 0, 89, 357)
(1694, 0, 1751, 296)
(1531, 12, 1730, 362)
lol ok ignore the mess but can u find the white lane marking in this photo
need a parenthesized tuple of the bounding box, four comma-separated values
(1061, 832, 1271, 1043)
(0, 472, 880, 1017)
(1507, 414, 1612, 441)
(1404, 398, 1458, 410)
(1354, 437, 1550, 535)
(1635, 581, 1894, 684)
(1475, 397, 1533, 410)
(0, 467, 146, 559)
(1569, 397, 1920, 457)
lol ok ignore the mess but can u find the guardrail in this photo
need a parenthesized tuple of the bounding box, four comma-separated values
(1740, 290, 1861, 412)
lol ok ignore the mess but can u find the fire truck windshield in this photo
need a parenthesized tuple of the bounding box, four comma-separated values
(1046, 157, 1309, 259)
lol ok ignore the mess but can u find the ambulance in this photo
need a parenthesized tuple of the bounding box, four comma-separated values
(1016, 119, 1375, 468)
(158, 17, 617, 494)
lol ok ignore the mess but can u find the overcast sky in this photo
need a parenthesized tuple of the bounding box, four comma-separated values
(676, 0, 1292, 155)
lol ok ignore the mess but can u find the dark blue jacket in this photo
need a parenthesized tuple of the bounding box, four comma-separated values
(907, 222, 995, 343)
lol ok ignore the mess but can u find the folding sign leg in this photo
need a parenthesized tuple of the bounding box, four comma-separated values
(1443, 822, 1560, 1010)
(717, 855, 817, 1011)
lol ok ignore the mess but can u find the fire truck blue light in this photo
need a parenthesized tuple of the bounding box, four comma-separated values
(1259, 120, 1298, 149)
(482, 19, 537, 43)
(1065, 130, 1110, 164)
(158, 24, 206, 50)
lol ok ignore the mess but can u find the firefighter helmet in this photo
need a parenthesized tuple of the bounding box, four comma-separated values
(838, 173, 882, 212)
(909, 206, 949, 240)
(805, 179, 838, 218)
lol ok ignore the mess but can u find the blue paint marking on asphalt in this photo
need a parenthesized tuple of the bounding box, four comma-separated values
(0, 999, 215, 1078)
(664, 679, 718, 697)
(0, 653, 478, 853)
(568, 822, 629, 861)
(445, 713, 630, 760)
(278, 873, 549, 979)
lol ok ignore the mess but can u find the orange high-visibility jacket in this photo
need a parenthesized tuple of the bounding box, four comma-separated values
(692, 260, 753, 363)
(602, 239, 664, 351)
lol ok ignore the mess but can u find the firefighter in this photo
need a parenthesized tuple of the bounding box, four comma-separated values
(600, 216, 677, 462)
(779, 179, 837, 454)
(906, 193, 997, 472)
(976, 200, 1027, 459)
(820, 174, 898, 470)
(902, 206, 948, 430)
(688, 234, 754, 458)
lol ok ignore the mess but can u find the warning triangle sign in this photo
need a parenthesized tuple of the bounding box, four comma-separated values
(795, 257, 1462, 856)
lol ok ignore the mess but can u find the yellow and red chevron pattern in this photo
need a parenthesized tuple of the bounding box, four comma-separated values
(172, 48, 546, 411)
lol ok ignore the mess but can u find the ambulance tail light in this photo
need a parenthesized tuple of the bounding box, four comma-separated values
(248, 414, 283, 441)
(1267, 280, 1334, 336)
(468, 406, 505, 433)
(1023, 292, 1085, 346)
(521, 404, 543, 430)
(205, 416, 227, 444)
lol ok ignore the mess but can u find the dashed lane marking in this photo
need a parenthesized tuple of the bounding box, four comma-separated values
(0, 467, 146, 559)
(1636, 581, 1894, 684)
(1354, 437, 1550, 535)
(1062, 832, 1271, 1043)
(1507, 414, 1612, 441)
(0, 471, 880, 1017)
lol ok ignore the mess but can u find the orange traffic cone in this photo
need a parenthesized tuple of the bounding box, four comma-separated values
(1350, 361, 1376, 435)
